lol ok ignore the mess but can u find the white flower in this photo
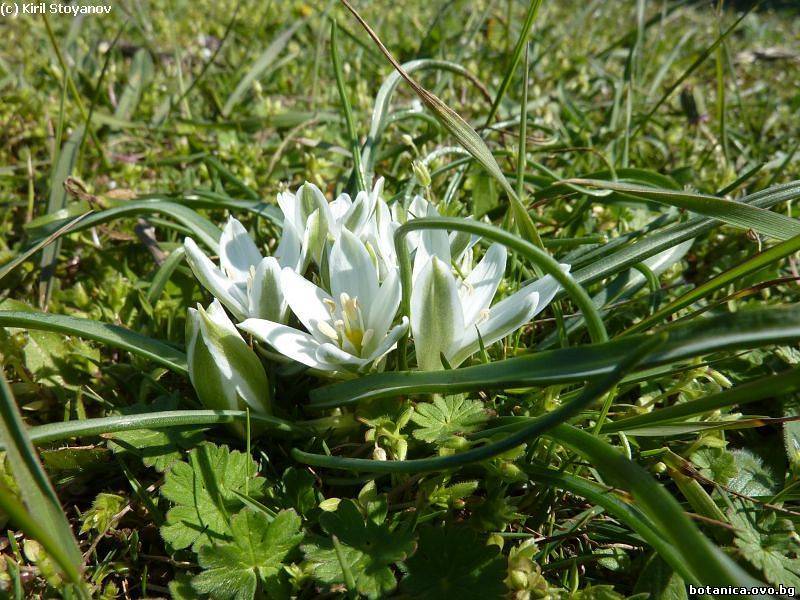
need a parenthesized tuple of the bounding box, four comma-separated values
(239, 228, 408, 374)
(411, 243, 570, 370)
(184, 217, 286, 323)
(186, 299, 271, 414)
(275, 178, 391, 274)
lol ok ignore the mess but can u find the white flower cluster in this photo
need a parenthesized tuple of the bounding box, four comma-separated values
(183, 178, 574, 413)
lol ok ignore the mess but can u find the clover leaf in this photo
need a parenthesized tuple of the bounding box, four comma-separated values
(191, 509, 303, 600)
(160, 443, 266, 552)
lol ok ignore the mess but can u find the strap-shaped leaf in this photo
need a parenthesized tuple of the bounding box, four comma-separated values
(566, 178, 800, 241)
(0, 311, 187, 375)
(0, 375, 84, 586)
(310, 304, 800, 407)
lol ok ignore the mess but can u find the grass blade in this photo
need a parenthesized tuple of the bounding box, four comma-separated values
(625, 233, 800, 334)
(293, 334, 663, 473)
(25, 200, 222, 253)
(0, 212, 91, 284)
(565, 178, 800, 241)
(0, 374, 84, 587)
(0, 311, 188, 375)
(550, 424, 764, 592)
(222, 21, 303, 117)
(330, 19, 366, 192)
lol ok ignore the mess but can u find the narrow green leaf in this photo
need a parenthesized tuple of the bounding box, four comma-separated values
(0, 212, 91, 284)
(25, 200, 222, 253)
(293, 334, 662, 473)
(626, 233, 800, 334)
(310, 305, 800, 407)
(0, 375, 83, 585)
(0, 311, 188, 374)
(566, 178, 800, 241)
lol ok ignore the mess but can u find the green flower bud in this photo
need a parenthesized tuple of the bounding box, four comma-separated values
(186, 300, 271, 421)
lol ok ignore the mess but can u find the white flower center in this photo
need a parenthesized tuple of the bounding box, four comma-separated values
(319, 293, 371, 355)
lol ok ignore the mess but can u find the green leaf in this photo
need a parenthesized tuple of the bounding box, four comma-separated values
(410, 395, 487, 443)
(160, 443, 266, 552)
(26, 199, 222, 254)
(191, 509, 303, 600)
(633, 554, 687, 600)
(302, 499, 415, 598)
(80, 493, 126, 535)
(0, 310, 188, 375)
(107, 398, 206, 472)
(0, 374, 83, 585)
(690, 448, 736, 486)
(731, 508, 800, 587)
(571, 585, 626, 600)
(728, 449, 777, 497)
(566, 179, 800, 241)
(311, 305, 800, 408)
(113, 48, 153, 123)
(401, 526, 505, 599)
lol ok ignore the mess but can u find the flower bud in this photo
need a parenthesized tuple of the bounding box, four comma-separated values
(186, 300, 271, 420)
(412, 160, 431, 188)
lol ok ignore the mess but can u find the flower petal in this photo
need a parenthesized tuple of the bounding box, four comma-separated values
(238, 318, 330, 370)
(249, 257, 286, 322)
(280, 268, 335, 343)
(219, 217, 262, 285)
(315, 343, 368, 372)
(363, 268, 401, 356)
(184, 237, 248, 320)
(412, 204, 451, 283)
(411, 256, 464, 370)
(365, 317, 409, 365)
(274, 219, 304, 270)
(329, 228, 379, 306)
(459, 243, 506, 326)
(450, 263, 570, 366)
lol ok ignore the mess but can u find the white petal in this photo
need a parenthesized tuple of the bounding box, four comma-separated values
(280, 268, 335, 343)
(412, 219, 451, 283)
(184, 237, 248, 320)
(450, 290, 540, 367)
(278, 191, 303, 233)
(199, 300, 270, 413)
(274, 220, 303, 271)
(459, 243, 507, 326)
(363, 268, 401, 356)
(219, 217, 262, 285)
(329, 194, 352, 222)
(329, 228, 379, 306)
(450, 264, 570, 366)
(315, 343, 368, 372)
(365, 317, 409, 365)
(249, 257, 286, 322)
(342, 189, 376, 235)
(411, 256, 464, 370)
(238, 318, 330, 370)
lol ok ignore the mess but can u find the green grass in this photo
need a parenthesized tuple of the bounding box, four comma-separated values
(1, 0, 800, 598)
